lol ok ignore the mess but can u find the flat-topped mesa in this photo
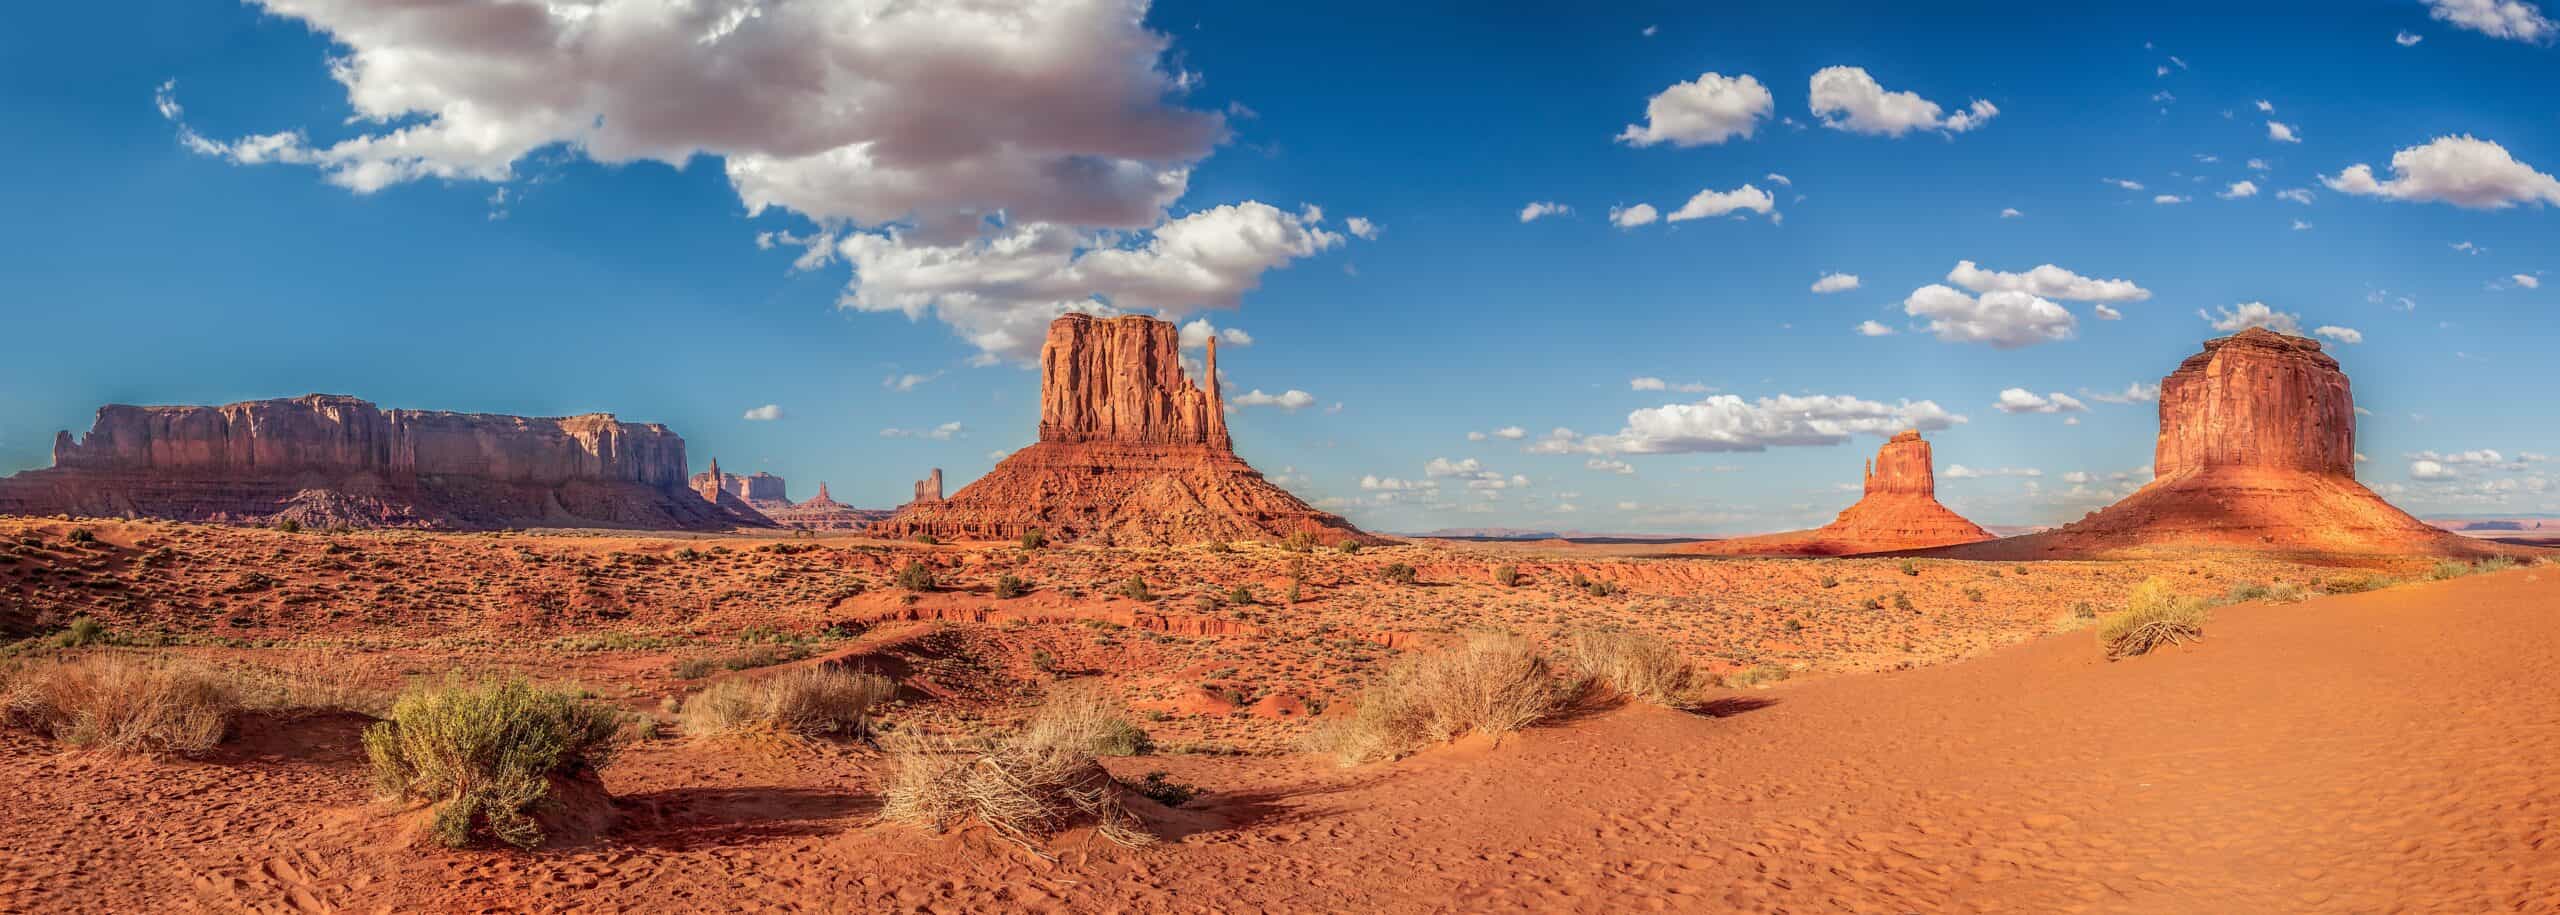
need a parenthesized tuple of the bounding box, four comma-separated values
(2156, 327, 2356, 479)
(881, 314, 1374, 546)
(761, 480, 892, 532)
(1864, 429, 1937, 497)
(1685, 429, 1989, 556)
(690, 463, 790, 509)
(1927, 328, 2513, 560)
(1037, 314, 1232, 450)
(2, 394, 765, 531)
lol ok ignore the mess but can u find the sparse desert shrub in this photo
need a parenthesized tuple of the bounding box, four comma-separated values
(1131, 770, 1199, 807)
(1724, 663, 1792, 689)
(2098, 578, 2211, 660)
(1304, 632, 1563, 765)
(910, 533, 939, 545)
(1118, 575, 1155, 602)
(64, 527, 97, 545)
(1818, 575, 1839, 589)
(670, 643, 805, 680)
(994, 574, 1027, 600)
(1963, 587, 1986, 603)
(1018, 681, 1153, 757)
(881, 735, 1152, 852)
(677, 666, 895, 741)
(1862, 596, 1885, 611)
(1338, 539, 1362, 555)
(2, 655, 238, 757)
(2427, 560, 2472, 581)
(2323, 574, 2394, 594)
(1204, 540, 1233, 554)
(52, 616, 109, 649)
(1899, 559, 1920, 577)
(1018, 528, 1046, 551)
(363, 678, 631, 849)
(1226, 584, 1256, 606)
(2228, 580, 2309, 604)
(1493, 564, 1522, 588)
(2073, 601, 2098, 619)
(1562, 629, 1704, 707)
(2476, 557, 2520, 574)
(1892, 591, 1914, 612)
(1381, 563, 1419, 585)
(275, 518, 301, 534)
(897, 560, 937, 592)
(1283, 531, 1319, 553)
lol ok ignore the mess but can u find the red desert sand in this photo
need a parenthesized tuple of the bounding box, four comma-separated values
(3, 540, 2553, 913)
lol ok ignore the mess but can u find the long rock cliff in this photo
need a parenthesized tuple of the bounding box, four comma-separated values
(1, 394, 765, 531)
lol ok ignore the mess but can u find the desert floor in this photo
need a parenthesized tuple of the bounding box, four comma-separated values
(2, 519, 2554, 912)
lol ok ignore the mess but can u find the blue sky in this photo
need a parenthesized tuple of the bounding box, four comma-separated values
(2, 0, 2556, 534)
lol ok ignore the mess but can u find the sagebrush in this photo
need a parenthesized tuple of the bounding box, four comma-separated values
(363, 678, 632, 849)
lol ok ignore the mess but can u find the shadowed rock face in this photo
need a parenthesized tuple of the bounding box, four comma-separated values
(1933, 329, 2506, 560)
(882, 314, 1373, 546)
(0, 394, 766, 531)
(1685, 430, 1991, 557)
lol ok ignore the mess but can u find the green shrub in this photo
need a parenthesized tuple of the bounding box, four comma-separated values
(1118, 575, 1154, 602)
(1493, 564, 1522, 588)
(1724, 663, 1792, 689)
(994, 574, 1027, 600)
(51, 616, 109, 649)
(1898, 559, 1920, 577)
(1132, 770, 1199, 807)
(1381, 563, 1419, 585)
(1962, 587, 1986, 603)
(64, 527, 97, 545)
(897, 560, 937, 592)
(677, 666, 895, 740)
(362, 679, 632, 849)
(1018, 529, 1046, 551)
(1225, 584, 1256, 606)
(1283, 531, 1319, 553)
(910, 533, 939, 545)
(2427, 560, 2472, 581)
(2098, 578, 2211, 660)
(275, 519, 301, 534)
(1818, 575, 1839, 589)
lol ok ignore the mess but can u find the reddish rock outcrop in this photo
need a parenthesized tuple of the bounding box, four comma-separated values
(762, 482, 892, 532)
(1683, 430, 1993, 557)
(880, 315, 1375, 546)
(1937, 329, 2504, 559)
(690, 463, 791, 510)
(910, 469, 943, 505)
(0, 394, 768, 531)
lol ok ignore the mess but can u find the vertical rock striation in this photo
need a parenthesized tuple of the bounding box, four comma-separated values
(2153, 328, 2356, 479)
(881, 314, 1373, 545)
(0, 394, 767, 531)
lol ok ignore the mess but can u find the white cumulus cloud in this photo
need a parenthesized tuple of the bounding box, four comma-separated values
(2424, 0, 2555, 42)
(1994, 389, 2089, 414)
(1854, 320, 1898, 337)
(1808, 66, 1998, 137)
(1519, 201, 1571, 222)
(1811, 272, 1862, 294)
(1666, 185, 1778, 222)
(742, 404, 784, 421)
(2323, 135, 2560, 208)
(1230, 389, 1317, 411)
(1903, 285, 2076, 348)
(2268, 121, 2302, 143)
(2220, 180, 2260, 199)
(1617, 72, 1774, 147)
(1946, 260, 2151, 303)
(2202, 302, 2304, 335)
(1530, 393, 1965, 455)
(2315, 325, 2365, 344)
(1609, 203, 1660, 228)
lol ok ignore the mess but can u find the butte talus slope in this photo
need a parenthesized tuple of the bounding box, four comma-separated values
(0, 394, 767, 531)
(1939, 328, 2505, 560)
(880, 314, 1375, 546)
(1684, 430, 1993, 556)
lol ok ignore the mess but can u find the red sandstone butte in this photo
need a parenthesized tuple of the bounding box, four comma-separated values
(1939, 328, 2504, 560)
(762, 482, 892, 532)
(1683, 430, 1993, 556)
(880, 314, 1375, 546)
(0, 394, 768, 531)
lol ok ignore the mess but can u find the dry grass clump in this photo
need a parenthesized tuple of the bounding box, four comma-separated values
(1562, 629, 1706, 707)
(1305, 632, 1565, 765)
(881, 734, 1153, 854)
(677, 666, 895, 741)
(2098, 577, 2211, 660)
(1017, 681, 1153, 757)
(1, 654, 238, 757)
(363, 678, 632, 849)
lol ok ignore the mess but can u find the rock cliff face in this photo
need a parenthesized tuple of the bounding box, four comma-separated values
(2154, 328, 2357, 478)
(881, 315, 1374, 546)
(911, 469, 944, 505)
(690, 465, 790, 510)
(1684, 430, 1992, 556)
(0, 394, 767, 531)
(762, 482, 892, 532)
(1935, 329, 2499, 559)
